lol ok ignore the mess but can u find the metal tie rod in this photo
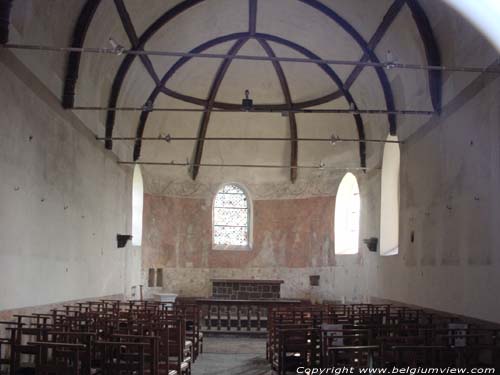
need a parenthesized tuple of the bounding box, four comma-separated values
(2, 43, 500, 74)
(98, 136, 403, 144)
(118, 161, 369, 170)
(74, 106, 435, 115)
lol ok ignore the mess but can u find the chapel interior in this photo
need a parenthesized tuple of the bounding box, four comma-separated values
(1, 0, 500, 373)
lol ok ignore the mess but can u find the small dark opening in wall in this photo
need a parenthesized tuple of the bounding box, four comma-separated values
(411, 231, 415, 243)
(310, 275, 320, 286)
(148, 268, 155, 287)
(156, 268, 163, 287)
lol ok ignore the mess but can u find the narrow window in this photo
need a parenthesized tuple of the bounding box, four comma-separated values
(156, 268, 163, 287)
(335, 173, 361, 255)
(132, 165, 143, 246)
(380, 135, 400, 256)
(213, 184, 250, 249)
(148, 268, 155, 287)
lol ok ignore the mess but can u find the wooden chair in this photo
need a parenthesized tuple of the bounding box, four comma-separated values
(28, 341, 86, 375)
(95, 340, 148, 375)
(273, 327, 320, 375)
(321, 326, 375, 367)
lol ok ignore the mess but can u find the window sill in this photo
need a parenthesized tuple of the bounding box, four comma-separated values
(335, 252, 359, 256)
(212, 244, 252, 251)
(380, 246, 399, 256)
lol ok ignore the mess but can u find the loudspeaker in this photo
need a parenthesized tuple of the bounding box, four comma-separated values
(117, 234, 133, 248)
(363, 237, 378, 252)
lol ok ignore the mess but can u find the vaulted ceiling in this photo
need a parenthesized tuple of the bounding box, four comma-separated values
(5, 0, 443, 186)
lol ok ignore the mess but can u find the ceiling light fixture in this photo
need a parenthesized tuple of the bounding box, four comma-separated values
(330, 134, 340, 145)
(385, 50, 398, 69)
(142, 100, 153, 112)
(108, 37, 125, 56)
(242, 89, 253, 111)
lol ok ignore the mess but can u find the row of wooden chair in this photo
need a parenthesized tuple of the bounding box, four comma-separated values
(267, 303, 500, 374)
(0, 299, 204, 375)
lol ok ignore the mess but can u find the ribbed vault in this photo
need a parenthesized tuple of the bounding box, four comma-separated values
(60, 0, 441, 182)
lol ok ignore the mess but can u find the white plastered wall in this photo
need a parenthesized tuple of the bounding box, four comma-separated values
(0, 49, 141, 311)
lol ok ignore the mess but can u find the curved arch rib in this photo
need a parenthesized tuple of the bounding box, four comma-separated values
(132, 32, 367, 169)
(106, 0, 398, 149)
(257, 39, 298, 182)
(406, 0, 442, 113)
(114, 0, 160, 85)
(298, 0, 396, 135)
(132, 32, 249, 161)
(256, 33, 366, 168)
(0, 0, 14, 44)
(157, 0, 405, 113)
(249, 0, 257, 36)
(190, 38, 249, 180)
(62, 0, 102, 108)
(104, 0, 205, 149)
(64, 0, 440, 143)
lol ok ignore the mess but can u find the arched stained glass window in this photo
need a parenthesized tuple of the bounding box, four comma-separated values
(213, 184, 250, 248)
(334, 173, 361, 255)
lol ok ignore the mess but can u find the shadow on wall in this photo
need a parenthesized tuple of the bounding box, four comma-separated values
(442, 0, 500, 51)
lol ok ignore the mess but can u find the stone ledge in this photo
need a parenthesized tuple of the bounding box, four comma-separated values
(210, 279, 283, 284)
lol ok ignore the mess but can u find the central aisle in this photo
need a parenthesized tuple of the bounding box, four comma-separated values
(192, 336, 271, 375)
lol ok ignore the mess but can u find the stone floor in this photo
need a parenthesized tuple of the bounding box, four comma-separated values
(192, 336, 272, 375)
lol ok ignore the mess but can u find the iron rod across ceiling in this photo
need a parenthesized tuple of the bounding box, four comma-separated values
(74, 106, 435, 115)
(118, 161, 370, 170)
(2, 43, 500, 74)
(98, 136, 402, 144)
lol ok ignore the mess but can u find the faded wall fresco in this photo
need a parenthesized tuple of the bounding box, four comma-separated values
(143, 195, 336, 270)
(142, 169, 382, 301)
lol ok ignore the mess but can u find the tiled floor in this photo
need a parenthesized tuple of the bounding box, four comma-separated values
(192, 336, 272, 375)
